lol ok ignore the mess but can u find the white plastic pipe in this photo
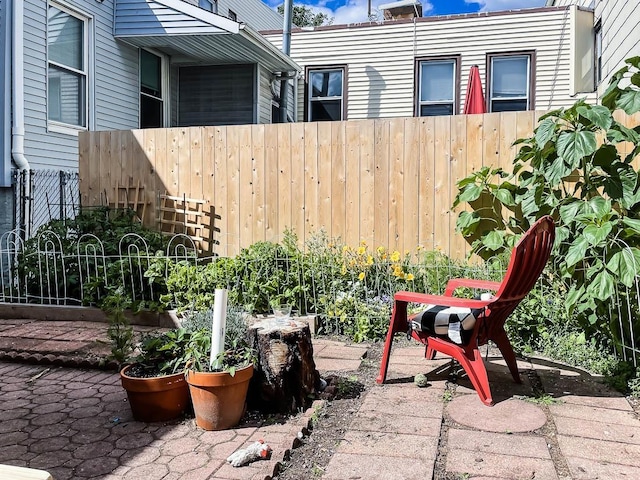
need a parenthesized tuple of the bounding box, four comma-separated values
(210, 289, 228, 370)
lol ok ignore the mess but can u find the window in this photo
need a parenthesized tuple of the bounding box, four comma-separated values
(228, 10, 237, 21)
(595, 21, 602, 85)
(487, 53, 534, 112)
(306, 67, 345, 121)
(416, 57, 459, 116)
(47, 2, 88, 130)
(199, 0, 217, 13)
(140, 50, 164, 128)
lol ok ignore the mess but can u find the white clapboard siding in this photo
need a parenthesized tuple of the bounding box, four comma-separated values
(265, 7, 597, 121)
(547, 0, 640, 94)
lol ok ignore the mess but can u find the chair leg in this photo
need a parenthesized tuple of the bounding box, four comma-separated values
(455, 348, 493, 406)
(425, 344, 436, 360)
(492, 328, 521, 384)
(376, 301, 408, 384)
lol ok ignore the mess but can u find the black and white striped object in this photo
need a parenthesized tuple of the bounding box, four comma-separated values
(411, 305, 483, 345)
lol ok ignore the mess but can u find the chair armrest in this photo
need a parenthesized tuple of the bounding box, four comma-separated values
(394, 291, 491, 309)
(443, 279, 501, 297)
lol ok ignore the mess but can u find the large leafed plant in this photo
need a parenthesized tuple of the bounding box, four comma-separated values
(454, 57, 640, 339)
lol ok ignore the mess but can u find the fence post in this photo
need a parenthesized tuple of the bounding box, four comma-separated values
(59, 170, 65, 220)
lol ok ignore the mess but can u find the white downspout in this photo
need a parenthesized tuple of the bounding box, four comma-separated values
(11, 0, 31, 236)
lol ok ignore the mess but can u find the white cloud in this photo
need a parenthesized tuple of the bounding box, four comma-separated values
(270, 1, 434, 26)
(333, 0, 434, 25)
(465, 0, 547, 12)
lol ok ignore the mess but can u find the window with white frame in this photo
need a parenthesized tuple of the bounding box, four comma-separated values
(307, 67, 345, 121)
(140, 50, 164, 128)
(487, 53, 533, 112)
(199, 0, 217, 13)
(416, 57, 459, 116)
(47, 2, 88, 129)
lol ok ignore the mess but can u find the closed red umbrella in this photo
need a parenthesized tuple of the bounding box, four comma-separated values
(463, 65, 486, 114)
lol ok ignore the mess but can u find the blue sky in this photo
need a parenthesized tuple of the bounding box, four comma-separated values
(262, 1, 548, 25)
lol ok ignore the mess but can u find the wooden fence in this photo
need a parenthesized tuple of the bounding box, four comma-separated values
(78, 111, 639, 258)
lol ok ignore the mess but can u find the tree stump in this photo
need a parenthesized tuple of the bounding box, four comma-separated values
(245, 317, 320, 414)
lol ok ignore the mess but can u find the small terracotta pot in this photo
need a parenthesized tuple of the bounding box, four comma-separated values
(120, 365, 190, 423)
(185, 365, 253, 431)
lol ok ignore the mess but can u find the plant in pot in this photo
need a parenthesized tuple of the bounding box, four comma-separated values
(103, 287, 193, 423)
(119, 328, 195, 423)
(182, 293, 256, 431)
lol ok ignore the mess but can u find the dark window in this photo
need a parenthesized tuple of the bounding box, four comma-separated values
(140, 50, 163, 128)
(488, 53, 533, 112)
(307, 68, 345, 121)
(178, 65, 254, 126)
(199, 0, 217, 13)
(595, 21, 602, 85)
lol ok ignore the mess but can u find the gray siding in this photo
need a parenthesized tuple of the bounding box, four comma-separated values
(180, 0, 283, 30)
(258, 65, 273, 124)
(1, 0, 10, 186)
(218, 0, 282, 30)
(115, 0, 234, 36)
(23, 0, 139, 171)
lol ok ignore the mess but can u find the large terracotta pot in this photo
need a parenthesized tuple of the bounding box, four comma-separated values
(185, 364, 253, 431)
(120, 364, 190, 423)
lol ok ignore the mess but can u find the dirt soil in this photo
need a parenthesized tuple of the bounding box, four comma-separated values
(273, 339, 383, 479)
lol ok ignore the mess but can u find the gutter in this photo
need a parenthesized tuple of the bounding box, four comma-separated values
(10, 0, 31, 236)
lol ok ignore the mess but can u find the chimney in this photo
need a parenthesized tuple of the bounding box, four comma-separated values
(378, 0, 422, 20)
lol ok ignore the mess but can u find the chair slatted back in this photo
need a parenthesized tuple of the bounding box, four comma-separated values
(483, 216, 555, 339)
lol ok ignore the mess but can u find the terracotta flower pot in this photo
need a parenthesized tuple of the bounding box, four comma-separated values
(120, 364, 190, 423)
(185, 364, 253, 431)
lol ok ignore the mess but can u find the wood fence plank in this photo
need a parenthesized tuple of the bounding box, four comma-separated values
(277, 123, 292, 243)
(403, 117, 420, 254)
(264, 124, 278, 244)
(237, 125, 253, 248)
(374, 119, 390, 249)
(345, 121, 361, 246)
(303, 122, 319, 241)
(418, 117, 435, 251)
(388, 118, 404, 251)
(359, 120, 375, 247)
(331, 121, 346, 242)
(291, 122, 306, 243)
(450, 114, 468, 260)
(99, 131, 111, 206)
(226, 126, 241, 250)
(317, 122, 333, 238)
(78, 133, 90, 207)
(433, 115, 451, 253)
(251, 124, 266, 242)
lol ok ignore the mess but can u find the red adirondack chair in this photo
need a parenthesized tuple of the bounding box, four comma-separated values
(376, 215, 555, 406)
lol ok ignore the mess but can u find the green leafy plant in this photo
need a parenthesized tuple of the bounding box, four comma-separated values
(181, 305, 256, 376)
(453, 57, 640, 342)
(103, 287, 135, 365)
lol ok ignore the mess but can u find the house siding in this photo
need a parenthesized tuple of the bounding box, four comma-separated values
(180, 0, 282, 30)
(265, 7, 597, 121)
(550, 0, 640, 94)
(23, 0, 139, 172)
(1, 0, 10, 186)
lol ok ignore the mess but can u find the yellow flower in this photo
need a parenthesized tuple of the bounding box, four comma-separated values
(360, 240, 367, 247)
(366, 255, 374, 265)
(343, 245, 350, 253)
(358, 272, 365, 281)
(377, 246, 386, 255)
(393, 265, 404, 276)
(390, 250, 401, 262)
(341, 264, 347, 275)
(406, 273, 415, 281)
(357, 246, 366, 255)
